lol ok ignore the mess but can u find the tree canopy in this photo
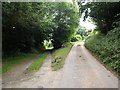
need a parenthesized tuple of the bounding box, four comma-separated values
(81, 2, 120, 34)
(2, 2, 80, 56)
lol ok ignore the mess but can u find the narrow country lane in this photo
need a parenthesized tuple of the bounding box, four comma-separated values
(3, 42, 118, 88)
(52, 42, 118, 88)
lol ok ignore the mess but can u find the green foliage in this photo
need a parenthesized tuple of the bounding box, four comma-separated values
(44, 40, 53, 50)
(52, 2, 80, 49)
(75, 35, 82, 40)
(2, 2, 53, 56)
(2, 2, 81, 56)
(81, 2, 120, 34)
(71, 34, 82, 42)
(80, 2, 120, 76)
(76, 26, 91, 40)
(85, 26, 120, 76)
(28, 52, 48, 72)
(51, 44, 73, 71)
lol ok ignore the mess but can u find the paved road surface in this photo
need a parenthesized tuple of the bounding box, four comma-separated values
(3, 42, 118, 88)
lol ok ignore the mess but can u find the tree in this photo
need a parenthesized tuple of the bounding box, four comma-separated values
(80, 2, 120, 34)
(76, 26, 88, 40)
(2, 2, 81, 56)
(2, 2, 54, 55)
(52, 2, 80, 49)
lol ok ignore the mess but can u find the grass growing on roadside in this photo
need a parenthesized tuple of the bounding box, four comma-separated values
(70, 41, 81, 45)
(27, 52, 48, 72)
(2, 53, 36, 74)
(51, 44, 73, 71)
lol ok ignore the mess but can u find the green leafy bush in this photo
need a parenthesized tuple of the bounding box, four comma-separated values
(85, 27, 120, 76)
(71, 34, 82, 42)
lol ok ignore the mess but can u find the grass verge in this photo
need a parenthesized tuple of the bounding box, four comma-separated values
(27, 52, 48, 72)
(51, 44, 73, 71)
(1, 53, 36, 74)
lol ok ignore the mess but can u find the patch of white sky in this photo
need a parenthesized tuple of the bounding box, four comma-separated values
(80, 12, 96, 30)
(54, 0, 96, 31)
(9, 0, 96, 30)
(80, 1, 96, 30)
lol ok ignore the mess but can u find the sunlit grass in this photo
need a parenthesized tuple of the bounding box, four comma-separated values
(51, 44, 73, 71)
(27, 52, 48, 72)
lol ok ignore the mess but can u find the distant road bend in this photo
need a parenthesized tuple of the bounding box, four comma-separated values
(3, 42, 118, 88)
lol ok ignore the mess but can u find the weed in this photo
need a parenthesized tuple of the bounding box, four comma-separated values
(27, 52, 48, 72)
(51, 44, 73, 71)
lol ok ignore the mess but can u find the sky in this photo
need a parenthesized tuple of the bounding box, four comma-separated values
(80, 14, 96, 30)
